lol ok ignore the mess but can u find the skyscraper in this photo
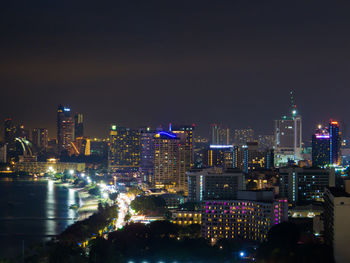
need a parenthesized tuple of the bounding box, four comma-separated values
(108, 124, 141, 173)
(153, 131, 180, 191)
(31, 128, 49, 151)
(140, 127, 156, 185)
(274, 91, 302, 166)
(172, 124, 195, 191)
(4, 118, 15, 143)
(74, 113, 84, 138)
(57, 105, 75, 153)
(329, 121, 341, 165)
(312, 126, 330, 167)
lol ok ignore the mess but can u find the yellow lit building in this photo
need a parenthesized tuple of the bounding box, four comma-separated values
(171, 211, 202, 225)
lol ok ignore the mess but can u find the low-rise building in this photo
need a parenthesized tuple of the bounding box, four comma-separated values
(171, 211, 202, 226)
(14, 159, 85, 175)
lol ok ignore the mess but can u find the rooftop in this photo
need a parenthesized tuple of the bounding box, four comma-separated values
(328, 187, 350, 198)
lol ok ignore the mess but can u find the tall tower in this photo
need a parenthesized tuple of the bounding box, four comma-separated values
(329, 121, 341, 165)
(274, 91, 302, 166)
(57, 105, 75, 153)
(74, 113, 84, 138)
(108, 124, 141, 174)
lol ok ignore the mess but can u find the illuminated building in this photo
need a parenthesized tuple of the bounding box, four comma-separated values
(324, 187, 350, 263)
(312, 126, 330, 167)
(329, 121, 341, 165)
(187, 168, 244, 202)
(153, 131, 180, 191)
(171, 124, 195, 192)
(274, 91, 302, 166)
(202, 190, 288, 242)
(279, 166, 335, 205)
(69, 137, 89, 156)
(172, 211, 202, 226)
(74, 113, 84, 138)
(233, 142, 274, 173)
(140, 127, 156, 185)
(205, 145, 235, 169)
(108, 124, 141, 173)
(4, 118, 15, 143)
(234, 128, 254, 146)
(14, 159, 85, 175)
(210, 124, 230, 145)
(57, 105, 75, 153)
(31, 128, 48, 151)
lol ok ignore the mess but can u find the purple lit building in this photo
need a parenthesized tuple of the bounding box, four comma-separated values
(312, 126, 331, 167)
(201, 190, 288, 242)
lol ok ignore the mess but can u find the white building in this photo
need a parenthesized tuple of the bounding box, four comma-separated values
(324, 187, 350, 263)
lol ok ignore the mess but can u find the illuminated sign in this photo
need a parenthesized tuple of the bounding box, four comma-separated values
(210, 145, 234, 149)
(111, 125, 117, 131)
(157, 131, 177, 138)
(315, 135, 330, 139)
(63, 107, 70, 112)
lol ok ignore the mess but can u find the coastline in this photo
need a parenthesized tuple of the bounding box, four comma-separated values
(56, 181, 99, 221)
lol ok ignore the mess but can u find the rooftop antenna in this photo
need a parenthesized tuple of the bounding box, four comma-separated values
(290, 90, 297, 117)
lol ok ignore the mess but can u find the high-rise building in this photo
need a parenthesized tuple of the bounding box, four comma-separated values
(172, 124, 195, 191)
(234, 128, 254, 146)
(205, 145, 234, 169)
(233, 142, 274, 173)
(324, 187, 350, 263)
(140, 127, 156, 185)
(279, 166, 335, 205)
(274, 91, 302, 166)
(312, 126, 331, 167)
(4, 118, 15, 143)
(187, 168, 245, 202)
(108, 124, 141, 173)
(31, 128, 48, 151)
(153, 131, 180, 191)
(210, 124, 230, 145)
(74, 113, 84, 138)
(57, 105, 75, 153)
(202, 190, 288, 242)
(329, 121, 341, 166)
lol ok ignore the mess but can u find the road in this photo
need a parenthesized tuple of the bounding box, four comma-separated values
(115, 193, 134, 229)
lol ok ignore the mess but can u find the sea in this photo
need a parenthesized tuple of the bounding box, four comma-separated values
(0, 177, 80, 260)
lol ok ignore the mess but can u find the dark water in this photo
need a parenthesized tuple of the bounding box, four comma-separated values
(0, 178, 80, 259)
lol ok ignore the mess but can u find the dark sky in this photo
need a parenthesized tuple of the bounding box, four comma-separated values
(1, 1, 350, 140)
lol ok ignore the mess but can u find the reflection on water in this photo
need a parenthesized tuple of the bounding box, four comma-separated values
(0, 178, 79, 259)
(46, 179, 56, 235)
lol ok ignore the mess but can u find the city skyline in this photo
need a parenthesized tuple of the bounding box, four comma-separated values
(1, 1, 350, 139)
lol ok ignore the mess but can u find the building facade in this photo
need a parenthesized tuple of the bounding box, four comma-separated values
(312, 127, 331, 167)
(279, 166, 335, 205)
(201, 190, 288, 242)
(108, 124, 141, 173)
(31, 128, 48, 151)
(57, 105, 75, 153)
(324, 187, 350, 263)
(187, 168, 244, 202)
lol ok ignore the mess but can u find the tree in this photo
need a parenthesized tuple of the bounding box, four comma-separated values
(130, 195, 166, 215)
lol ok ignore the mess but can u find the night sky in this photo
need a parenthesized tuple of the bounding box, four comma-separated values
(1, 1, 350, 140)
